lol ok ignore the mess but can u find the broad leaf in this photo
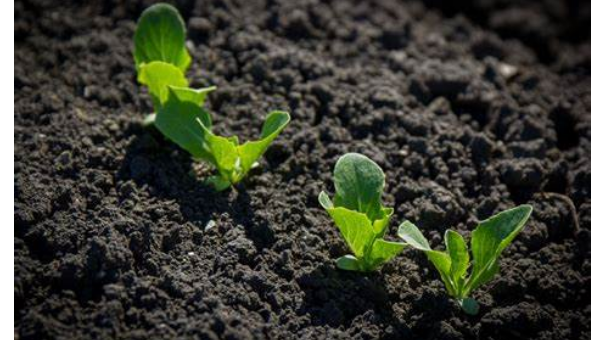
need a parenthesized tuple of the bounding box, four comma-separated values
(169, 85, 216, 108)
(155, 87, 213, 160)
(466, 205, 532, 293)
(466, 260, 499, 294)
(134, 3, 191, 72)
(333, 153, 385, 221)
(325, 207, 375, 259)
(237, 111, 290, 176)
(397, 221, 431, 251)
(367, 239, 406, 270)
(195, 120, 239, 181)
(398, 221, 455, 295)
(372, 208, 393, 236)
(426, 250, 455, 296)
(138, 61, 188, 109)
(445, 229, 469, 288)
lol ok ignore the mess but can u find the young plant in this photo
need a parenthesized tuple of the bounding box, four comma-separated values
(160, 86, 290, 190)
(133, 3, 290, 190)
(397, 205, 532, 315)
(318, 153, 406, 272)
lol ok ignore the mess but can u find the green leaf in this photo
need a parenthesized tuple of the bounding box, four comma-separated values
(445, 229, 469, 289)
(397, 220, 431, 251)
(318, 191, 334, 210)
(134, 3, 191, 73)
(336, 255, 360, 271)
(467, 260, 499, 294)
(332, 153, 385, 222)
(206, 175, 232, 191)
(367, 239, 406, 270)
(466, 205, 532, 294)
(372, 208, 393, 236)
(398, 221, 456, 295)
(138, 61, 189, 109)
(155, 86, 213, 160)
(426, 250, 456, 296)
(237, 111, 290, 176)
(325, 207, 375, 259)
(195, 119, 239, 181)
(169, 85, 216, 107)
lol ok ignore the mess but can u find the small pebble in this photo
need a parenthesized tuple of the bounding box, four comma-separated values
(498, 62, 518, 79)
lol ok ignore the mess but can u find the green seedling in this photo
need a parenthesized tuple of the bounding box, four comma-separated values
(318, 153, 406, 272)
(134, 3, 290, 190)
(159, 86, 289, 190)
(397, 205, 532, 315)
(134, 3, 215, 121)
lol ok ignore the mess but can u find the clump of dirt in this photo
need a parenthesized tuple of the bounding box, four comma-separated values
(15, 0, 590, 339)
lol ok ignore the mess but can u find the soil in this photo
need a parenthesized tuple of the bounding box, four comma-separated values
(15, 0, 590, 339)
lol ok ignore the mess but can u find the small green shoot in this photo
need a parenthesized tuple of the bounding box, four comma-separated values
(134, 3, 290, 191)
(397, 205, 533, 315)
(318, 153, 406, 272)
(157, 87, 290, 190)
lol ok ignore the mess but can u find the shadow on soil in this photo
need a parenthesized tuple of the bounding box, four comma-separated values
(116, 123, 274, 250)
(295, 263, 397, 328)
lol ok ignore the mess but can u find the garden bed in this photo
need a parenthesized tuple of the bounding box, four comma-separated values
(15, 0, 590, 339)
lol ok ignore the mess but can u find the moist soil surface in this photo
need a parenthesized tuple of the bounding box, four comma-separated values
(15, 0, 590, 339)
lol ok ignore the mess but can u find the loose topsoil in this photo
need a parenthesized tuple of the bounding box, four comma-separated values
(15, 0, 590, 339)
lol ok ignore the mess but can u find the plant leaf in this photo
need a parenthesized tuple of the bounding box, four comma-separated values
(397, 220, 431, 251)
(466, 205, 532, 294)
(336, 255, 360, 271)
(155, 87, 213, 160)
(325, 207, 375, 259)
(169, 85, 216, 106)
(372, 208, 393, 236)
(134, 3, 191, 72)
(206, 175, 232, 191)
(445, 229, 469, 289)
(467, 260, 500, 294)
(332, 153, 385, 222)
(138, 61, 188, 109)
(398, 221, 456, 295)
(237, 111, 290, 176)
(426, 250, 456, 296)
(195, 119, 239, 181)
(318, 191, 334, 210)
(367, 239, 406, 270)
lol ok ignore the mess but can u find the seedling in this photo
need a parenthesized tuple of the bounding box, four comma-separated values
(160, 86, 289, 190)
(397, 205, 532, 315)
(134, 3, 215, 120)
(134, 3, 290, 190)
(318, 153, 406, 272)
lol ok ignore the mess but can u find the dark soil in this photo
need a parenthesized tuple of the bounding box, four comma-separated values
(15, 0, 590, 339)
